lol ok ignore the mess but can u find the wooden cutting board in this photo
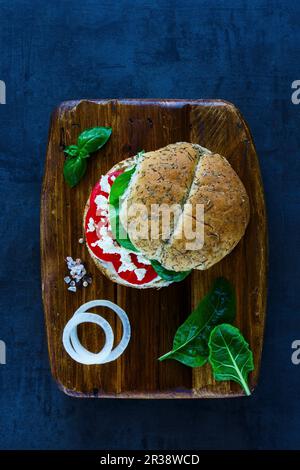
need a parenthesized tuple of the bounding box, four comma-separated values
(41, 99, 267, 398)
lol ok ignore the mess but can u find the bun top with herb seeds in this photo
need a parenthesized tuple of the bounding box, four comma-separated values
(84, 142, 250, 289)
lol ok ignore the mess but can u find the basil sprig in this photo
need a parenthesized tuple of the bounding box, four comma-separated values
(108, 165, 191, 282)
(63, 126, 112, 187)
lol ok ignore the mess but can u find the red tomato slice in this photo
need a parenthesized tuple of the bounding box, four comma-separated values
(117, 263, 158, 285)
(95, 218, 109, 239)
(85, 170, 158, 285)
(85, 209, 120, 263)
(108, 170, 123, 186)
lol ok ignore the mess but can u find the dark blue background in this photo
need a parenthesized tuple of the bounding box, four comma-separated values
(0, 0, 299, 450)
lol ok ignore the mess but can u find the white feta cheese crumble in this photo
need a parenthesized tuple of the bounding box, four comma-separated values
(134, 268, 147, 281)
(92, 235, 119, 255)
(99, 225, 109, 237)
(98, 209, 109, 218)
(137, 253, 151, 265)
(118, 251, 136, 273)
(95, 194, 109, 210)
(118, 261, 136, 274)
(87, 217, 96, 232)
(100, 174, 111, 193)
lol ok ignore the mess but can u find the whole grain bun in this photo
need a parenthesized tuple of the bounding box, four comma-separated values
(83, 156, 170, 289)
(119, 142, 250, 271)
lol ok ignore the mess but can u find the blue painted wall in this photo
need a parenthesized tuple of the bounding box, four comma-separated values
(0, 0, 299, 450)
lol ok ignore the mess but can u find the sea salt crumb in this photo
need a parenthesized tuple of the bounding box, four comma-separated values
(68, 286, 77, 293)
(64, 256, 92, 292)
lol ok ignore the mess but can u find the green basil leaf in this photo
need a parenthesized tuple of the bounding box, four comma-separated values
(208, 323, 254, 396)
(64, 145, 79, 157)
(63, 127, 112, 187)
(109, 166, 139, 252)
(158, 278, 236, 367)
(137, 150, 145, 158)
(150, 260, 191, 283)
(77, 126, 112, 158)
(110, 208, 139, 252)
(63, 155, 87, 188)
(117, 226, 139, 252)
(109, 166, 136, 207)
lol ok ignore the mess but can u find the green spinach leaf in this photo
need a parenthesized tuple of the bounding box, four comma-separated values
(150, 260, 191, 283)
(208, 323, 254, 396)
(158, 278, 236, 367)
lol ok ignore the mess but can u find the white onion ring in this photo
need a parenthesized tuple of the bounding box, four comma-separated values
(63, 312, 114, 364)
(62, 300, 131, 365)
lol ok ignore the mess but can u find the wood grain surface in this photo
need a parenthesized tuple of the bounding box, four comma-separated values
(41, 99, 267, 398)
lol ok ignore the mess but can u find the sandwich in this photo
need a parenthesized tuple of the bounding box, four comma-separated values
(84, 142, 250, 288)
